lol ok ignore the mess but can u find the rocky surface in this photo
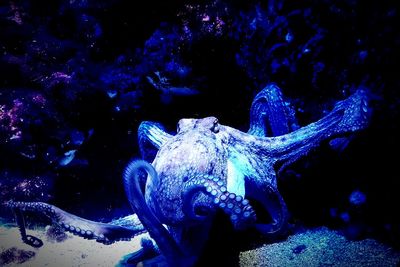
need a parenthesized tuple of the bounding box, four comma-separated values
(240, 227, 400, 267)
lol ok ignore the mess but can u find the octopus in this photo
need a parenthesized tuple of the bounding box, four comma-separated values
(4, 84, 370, 266)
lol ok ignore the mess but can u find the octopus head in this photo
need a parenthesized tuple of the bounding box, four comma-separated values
(146, 117, 228, 225)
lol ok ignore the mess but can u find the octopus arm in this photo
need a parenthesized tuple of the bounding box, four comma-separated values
(225, 146, 287, 235)
(267, 89, 369, 170)
(123, 159, 191, 267)
(5, 201, 146, 245)
(224, 89, 369, 172)
(138, 121, 173, 161)
(248, 83, 295, 137)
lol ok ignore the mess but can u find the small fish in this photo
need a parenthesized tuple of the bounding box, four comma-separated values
(58, 150, 76, 166)
(146, 74, 200, 101)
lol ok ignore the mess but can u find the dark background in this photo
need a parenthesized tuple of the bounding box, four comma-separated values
(0, 0, 399, 250)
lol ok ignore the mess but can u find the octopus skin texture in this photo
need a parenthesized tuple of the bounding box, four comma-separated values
(4, 84, 370, 267)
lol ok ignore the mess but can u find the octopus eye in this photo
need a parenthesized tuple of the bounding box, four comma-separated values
(211, 119, 219, 133)
(176, 123, 180, 133)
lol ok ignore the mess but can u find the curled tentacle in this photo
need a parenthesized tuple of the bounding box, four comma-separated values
(123, 159, 190, 267)
(5, 201, 145, 245)
(183, 175, 256, 230)
(13, 208, 43, 248)
(251, 184, 288, 236)
(248, 83, 296, 137)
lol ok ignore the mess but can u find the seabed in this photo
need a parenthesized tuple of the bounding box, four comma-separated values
(1, 224, 399, 267)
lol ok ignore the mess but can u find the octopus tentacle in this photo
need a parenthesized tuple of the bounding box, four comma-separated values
(138, 121, 173, 161)
(251, 184, 288, 235)
(123, 159, 189, 267)
(271, 89, 369, 170)
(248, 83, 296, 137)
(12, 207, 43, 248)
(183, 175, 256, 230)
(5, 201, 145, 245)
(248, 83, 355, 153)
(118, 237, 160, 266)
(225, 89, 369, 173)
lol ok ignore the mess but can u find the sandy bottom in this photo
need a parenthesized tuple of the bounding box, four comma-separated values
(1, 225, 399, 267)
(0, 225, 147, 266)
